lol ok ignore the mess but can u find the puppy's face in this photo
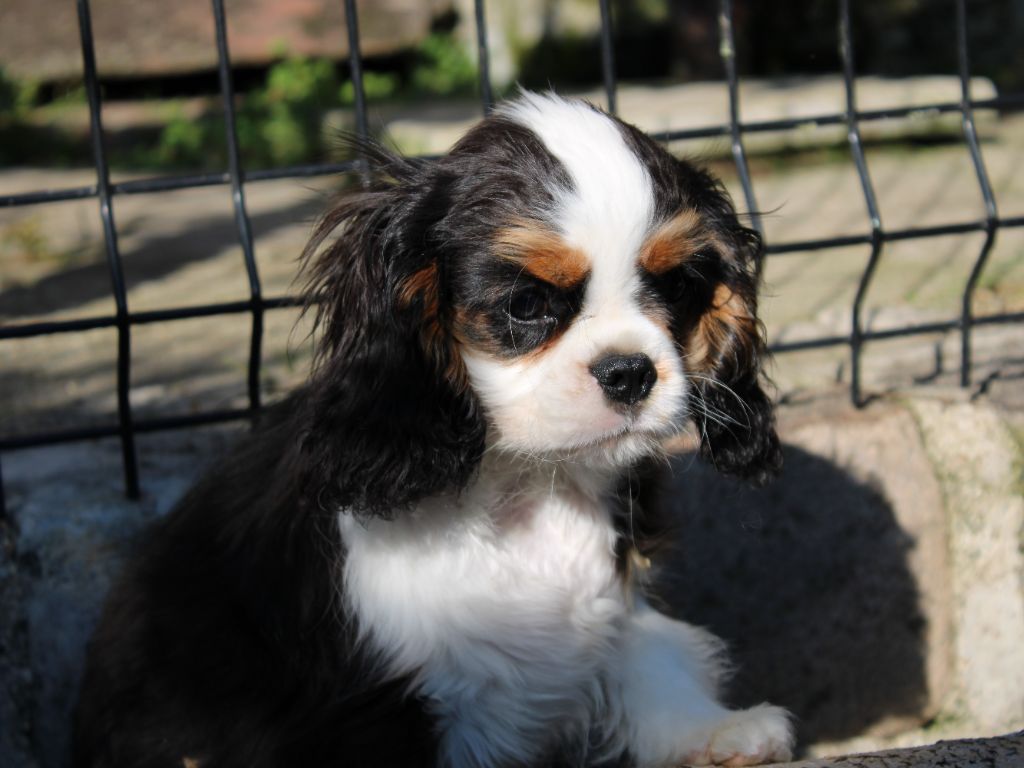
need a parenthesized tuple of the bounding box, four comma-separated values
(425, 94, 767, 470)
(302, 92, 777, 514)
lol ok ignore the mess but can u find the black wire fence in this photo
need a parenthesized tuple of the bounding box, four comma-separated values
(1, 0, 1022, 515)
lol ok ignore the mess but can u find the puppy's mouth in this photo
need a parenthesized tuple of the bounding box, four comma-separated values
(563, 416, 681, 457)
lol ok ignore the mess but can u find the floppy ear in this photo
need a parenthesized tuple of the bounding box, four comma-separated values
(689, 225, 781, 486)
(295, 147, 485, 517)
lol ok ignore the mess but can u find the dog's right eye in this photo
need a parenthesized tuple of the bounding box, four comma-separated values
(650, 252, 718, 306)
(508, 287, 552, 323)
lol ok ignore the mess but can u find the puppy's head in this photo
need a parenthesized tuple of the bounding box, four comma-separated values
(301, 91, 779, 516)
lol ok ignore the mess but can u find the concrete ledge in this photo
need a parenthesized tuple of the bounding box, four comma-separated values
(782, 731, 1024, 767)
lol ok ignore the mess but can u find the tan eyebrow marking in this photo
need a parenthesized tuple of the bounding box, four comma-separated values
(639, 209, 720, 274)
(494, 222, 590, 289)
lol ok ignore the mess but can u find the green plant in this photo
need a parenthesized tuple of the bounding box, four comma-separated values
(155, 55, 345, 170)
(0, 67, 39, 117)
(339, 71, 399, 104)
(157, 109, 217, 167)
(254, 56, 338, 165)
(410, 33, 477, 96)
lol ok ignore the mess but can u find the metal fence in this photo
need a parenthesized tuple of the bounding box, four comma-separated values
(1, 0, 1023, 514)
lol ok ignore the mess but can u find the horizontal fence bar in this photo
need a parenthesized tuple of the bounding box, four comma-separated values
(0, 408, 256, 451)
(1, 162, 363, 208)
(769, 309, 1024, 353)
(0, 296, 302, 340)
(765, 215, 1024, 254)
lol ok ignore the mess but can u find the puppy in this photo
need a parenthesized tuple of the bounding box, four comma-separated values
(74, 91, 792, 768)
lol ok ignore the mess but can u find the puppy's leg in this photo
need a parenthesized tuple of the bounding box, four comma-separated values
(615, 605, 793, 767)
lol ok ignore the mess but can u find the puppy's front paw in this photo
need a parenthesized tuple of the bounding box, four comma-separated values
(680, 704, 793, 766)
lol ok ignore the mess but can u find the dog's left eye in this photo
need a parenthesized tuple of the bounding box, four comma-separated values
(508, 287, 552, 323)
(651, 252, 716, 305)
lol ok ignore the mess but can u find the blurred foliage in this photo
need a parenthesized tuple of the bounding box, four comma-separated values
(157, 30, 472, 170)
(0, 67, 39, 116)
(0, 25, 474, 171)
(156, 55, 340, 169)
(410, 32, 477, 96)
(339, 71, 399, 104)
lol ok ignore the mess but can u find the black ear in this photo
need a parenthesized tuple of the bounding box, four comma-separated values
(690, 225, 781, 486)
(295, 146, 485, 517)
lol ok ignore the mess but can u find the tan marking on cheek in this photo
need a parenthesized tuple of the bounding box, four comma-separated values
(654, 359, 672, 383)
(398, 263, 438, 309)
(663, 431, 699, 454)
(640, 209, 721, 274)
(398, 263, 470, 392)
(689, 282, 756, 372)
(399, 264, 444, 357)
(495, 223, 589, 289)
(453, 306, 501, 356)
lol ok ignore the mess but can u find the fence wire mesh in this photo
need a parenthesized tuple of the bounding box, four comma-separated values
(1, 0, 1022, 513)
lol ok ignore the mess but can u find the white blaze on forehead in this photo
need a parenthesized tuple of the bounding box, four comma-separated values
(498, 91, 656, 294)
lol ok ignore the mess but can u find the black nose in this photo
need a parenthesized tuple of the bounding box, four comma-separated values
(589, 353, 657, 406)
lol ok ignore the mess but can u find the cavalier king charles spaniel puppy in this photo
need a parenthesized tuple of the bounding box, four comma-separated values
(74, 91, 792, 768)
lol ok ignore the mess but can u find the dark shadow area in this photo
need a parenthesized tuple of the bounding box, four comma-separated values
(651, 444, 927, 747)
(0, 194, 323, 319)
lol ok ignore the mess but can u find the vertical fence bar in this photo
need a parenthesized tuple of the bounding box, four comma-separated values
(839, 0, 885, 407)
(343, 0, 371, 185)
(473, 0, 495, 114)
(0, 459, 6, 520)
(597, 0, 617, 115)
(718, 0, 764, 273)
(211, 0, 264, 413)
(344, 0, 369, 139)
(76, 0, 140, 497)
(955, 0, 999, 388)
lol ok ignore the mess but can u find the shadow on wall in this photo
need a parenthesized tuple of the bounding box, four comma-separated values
(654, 445, 926, 748)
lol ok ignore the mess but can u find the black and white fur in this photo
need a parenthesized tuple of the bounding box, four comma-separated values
(74, 91, 792, 768)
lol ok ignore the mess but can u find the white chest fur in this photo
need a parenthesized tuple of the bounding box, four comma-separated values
(338, 463, 629, 767)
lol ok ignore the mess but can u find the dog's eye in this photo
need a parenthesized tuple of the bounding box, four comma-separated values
(653, 252, 714, 304)
(655, 263, 697, 303)
(508, 287, 552, 323)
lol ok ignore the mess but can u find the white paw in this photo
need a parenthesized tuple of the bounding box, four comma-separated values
(680, 704, 794, 766)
